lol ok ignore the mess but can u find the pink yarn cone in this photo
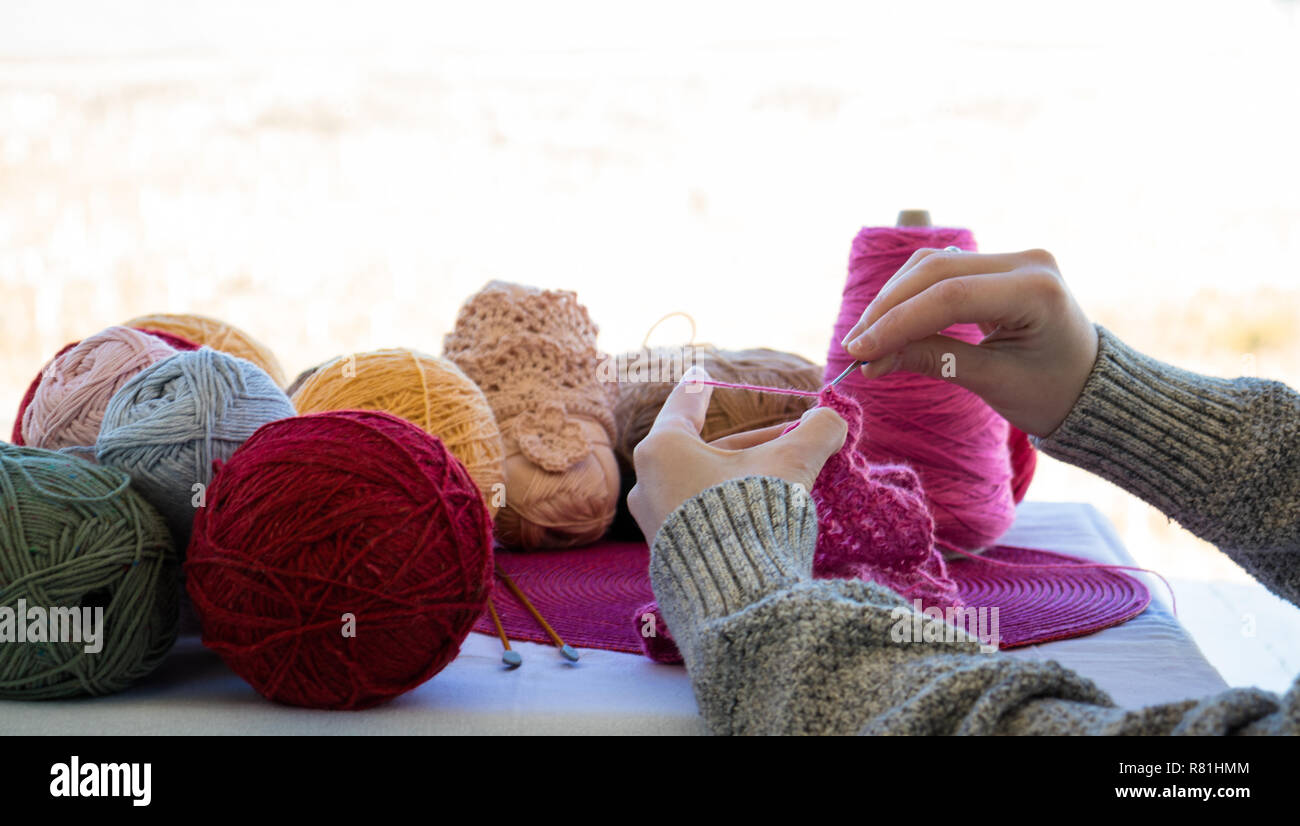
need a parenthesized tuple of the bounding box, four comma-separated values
(826, 226, 1017, 550)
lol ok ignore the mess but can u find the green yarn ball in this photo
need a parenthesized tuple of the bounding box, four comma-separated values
(0, 444, 179, 699)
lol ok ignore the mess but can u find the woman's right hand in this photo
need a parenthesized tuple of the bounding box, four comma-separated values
(840, 248, 1099, 438)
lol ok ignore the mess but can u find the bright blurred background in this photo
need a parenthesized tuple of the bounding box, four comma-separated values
(2, 0, 1297, 690)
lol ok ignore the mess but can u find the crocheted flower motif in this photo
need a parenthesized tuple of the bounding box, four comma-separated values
(442, 283, 617, 443)
(514, 401, 590, 472)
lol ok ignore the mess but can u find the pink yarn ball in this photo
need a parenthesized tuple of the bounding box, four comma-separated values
(21, 327, 177, 451)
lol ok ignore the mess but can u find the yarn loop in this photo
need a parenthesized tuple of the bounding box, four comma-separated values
(613, 345, 823, 474)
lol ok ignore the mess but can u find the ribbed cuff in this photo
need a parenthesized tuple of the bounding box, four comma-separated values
(649, 477, 818, 636)
(1034, 325, 1246, 520)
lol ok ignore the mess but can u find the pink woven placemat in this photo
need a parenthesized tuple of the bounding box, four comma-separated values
(948, 544, 1151, 647)
(473, 540, 1150, 655)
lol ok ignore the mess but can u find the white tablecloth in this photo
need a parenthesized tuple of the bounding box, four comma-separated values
(0, 502, 1227, 735)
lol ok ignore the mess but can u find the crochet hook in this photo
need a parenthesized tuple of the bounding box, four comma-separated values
(828, 360, 868, 388)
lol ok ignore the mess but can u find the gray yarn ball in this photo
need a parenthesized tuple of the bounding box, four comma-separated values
(96, 347, 296, 547)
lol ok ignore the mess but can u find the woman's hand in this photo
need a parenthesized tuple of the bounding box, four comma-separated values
(627, 367, 847, 543)
(840, 248, 1099, 437)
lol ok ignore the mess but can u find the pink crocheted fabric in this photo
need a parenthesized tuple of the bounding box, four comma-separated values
(634, 601, 683, 664)
(808, 386, 963, 608)
(638, 385, 962, 661)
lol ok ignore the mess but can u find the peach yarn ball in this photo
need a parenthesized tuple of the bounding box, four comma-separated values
(125, 313, 287, 387)
(444, 281, 620, 550)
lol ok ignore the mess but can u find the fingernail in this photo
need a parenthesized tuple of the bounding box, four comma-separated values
(681, 364, 709, 393)
(846, 331, 874, 357)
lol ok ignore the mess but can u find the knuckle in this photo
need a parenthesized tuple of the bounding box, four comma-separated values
(907, 347, 940, 377)
(934, 276, 971, 305)
(817, 408, 849, 444)
(1022, 248, 1058, 269)
(869, 310, 900, 344)
(905, 248, 940, 268)
(1026, 267, 1065, 299)
(913, 252, 946, 277)
(1018, 268, 1068, 312)
(631, 435, 656, 466)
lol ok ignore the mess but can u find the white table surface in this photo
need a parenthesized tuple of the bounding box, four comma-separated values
(0, 501, 1227, 735)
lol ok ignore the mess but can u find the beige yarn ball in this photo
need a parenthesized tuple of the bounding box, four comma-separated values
(613, 345, 824, 474)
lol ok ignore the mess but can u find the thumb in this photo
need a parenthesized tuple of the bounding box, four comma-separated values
(863, 334, 994, 394)
(764, 407, 848, 487)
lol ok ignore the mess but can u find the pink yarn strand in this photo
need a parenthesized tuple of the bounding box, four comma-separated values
(684, 378, 823, 398)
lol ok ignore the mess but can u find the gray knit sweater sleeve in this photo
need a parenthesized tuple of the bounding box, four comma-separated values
(1035, 325, 1300, 603)
(647, 328, 1300, 735)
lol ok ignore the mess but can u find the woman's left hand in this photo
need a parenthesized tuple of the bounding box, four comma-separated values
(627, 367, 847, 543)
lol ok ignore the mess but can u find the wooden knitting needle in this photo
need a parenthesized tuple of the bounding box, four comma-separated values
(494, 565, 580, 662)
(486, 597, 522, 668)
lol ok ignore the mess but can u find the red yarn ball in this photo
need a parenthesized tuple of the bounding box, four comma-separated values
(185, 409, 493, 710)
(131, 327, 202, 353)
(9, 328, 200, 445)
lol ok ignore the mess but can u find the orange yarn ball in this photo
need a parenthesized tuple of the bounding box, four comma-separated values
(124, 313, 286, 387)
(290, 349, 506, 517)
